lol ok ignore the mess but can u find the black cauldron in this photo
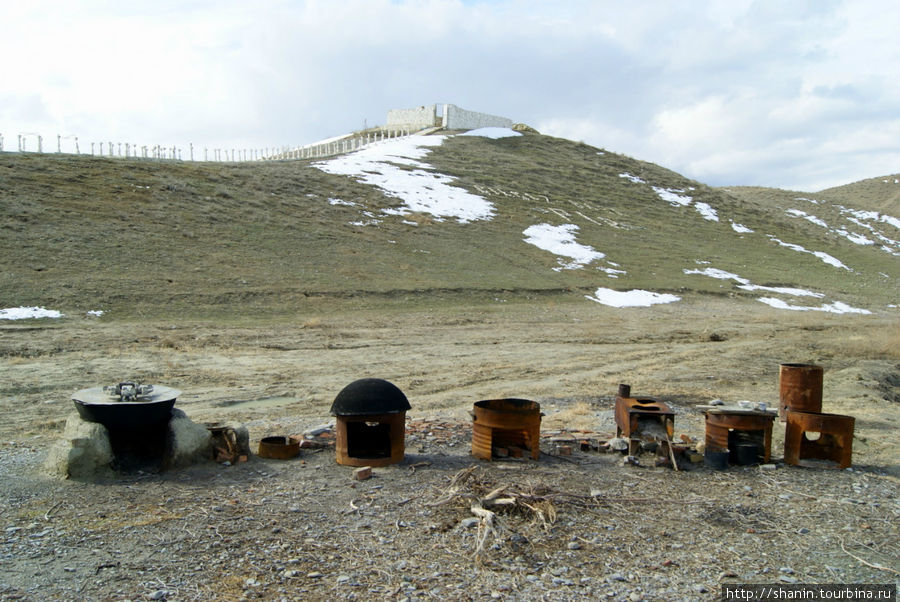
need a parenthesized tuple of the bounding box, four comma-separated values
(72, 384, 181, 429)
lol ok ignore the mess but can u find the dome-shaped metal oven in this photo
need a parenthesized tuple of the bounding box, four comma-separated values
(330, 378, 410, 416)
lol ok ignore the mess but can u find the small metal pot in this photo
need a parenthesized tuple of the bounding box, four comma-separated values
(258, 436, 301, 459)
(704, 448, 730, 470)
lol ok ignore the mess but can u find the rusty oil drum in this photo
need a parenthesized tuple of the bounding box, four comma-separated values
(471, 398, 542, 460)
(778, 363, 823, 421)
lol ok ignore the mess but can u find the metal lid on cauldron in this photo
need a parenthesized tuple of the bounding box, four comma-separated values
(72, 384, 181, 405)
(330, 378, 410, 416)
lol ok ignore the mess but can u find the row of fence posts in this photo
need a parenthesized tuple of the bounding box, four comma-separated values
(0, 127, 415, 163)
(273, 128, 412, 160)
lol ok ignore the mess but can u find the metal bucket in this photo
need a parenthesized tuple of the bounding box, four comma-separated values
(258, 436, 301, 460)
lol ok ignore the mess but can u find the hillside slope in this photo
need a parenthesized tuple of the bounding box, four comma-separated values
(1, 130, 897, 318)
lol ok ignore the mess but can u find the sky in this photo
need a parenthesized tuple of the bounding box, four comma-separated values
(1, 0, 898, 191)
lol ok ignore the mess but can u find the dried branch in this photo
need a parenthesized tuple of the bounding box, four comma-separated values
(663, 432, 679, 472)
(44, 501, 64, 521)
(470, 502, 498, 558)
(839, 536, 900, 576)
(427, 466, 478, 507)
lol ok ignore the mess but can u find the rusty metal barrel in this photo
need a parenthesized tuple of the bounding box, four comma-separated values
(778, 363, 823, 421)
(472, 398, 542, 460)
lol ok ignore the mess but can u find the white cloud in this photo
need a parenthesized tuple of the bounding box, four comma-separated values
(1, 0, 897, 190)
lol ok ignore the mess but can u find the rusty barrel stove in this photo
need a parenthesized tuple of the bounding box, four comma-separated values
(704, 405, 776, 466)
(614, 384, 675, 455)
(471, 398, 542, 460)
(778, 363, 823, 421)
(331, 378, 410, 467)
(779, 363, 854, 469)
(784, 411, 855, 469)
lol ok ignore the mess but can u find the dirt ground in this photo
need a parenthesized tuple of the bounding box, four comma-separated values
(0, 295, 897, 600)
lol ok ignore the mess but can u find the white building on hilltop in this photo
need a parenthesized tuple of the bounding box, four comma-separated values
(386, 104, 513, 132)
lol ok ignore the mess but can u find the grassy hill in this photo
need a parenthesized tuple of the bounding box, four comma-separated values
(1, 130, 897, 319)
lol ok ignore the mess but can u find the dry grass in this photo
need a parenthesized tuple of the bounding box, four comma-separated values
(301, 317, 323, 328)
(835, 324, 900, 359)
(542, 400, 596, 431)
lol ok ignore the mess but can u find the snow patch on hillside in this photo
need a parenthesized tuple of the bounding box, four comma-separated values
(784, 202, 897, 255)
(460, 127, 522, 139)
(524, 223, 604, 271)
(653, 186, 692, 207)
(683, 267, 823, 297)
(523, 223, 624, 276)
(840, 207, 900, 229)
(619, 173, 646, 184)
(786, 208, 874, 246)
(758, 298, 871, 314)
(315, 135, 495, 223)
(838, 206, 900, 255)
(683, 265, 870, 313)
(1, 307, 64, 320)
(586, 288, 680, 307)
(768, 237, 850, 270)
(693, 202, 719, 222)
(649, 186, 719, 221)
(786, 209, 828, 228)
(620, 174, 720, 222)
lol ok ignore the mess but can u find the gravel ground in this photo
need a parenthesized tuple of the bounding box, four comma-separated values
(1, 418, 897, 601)
(1, 303, 897, 600)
